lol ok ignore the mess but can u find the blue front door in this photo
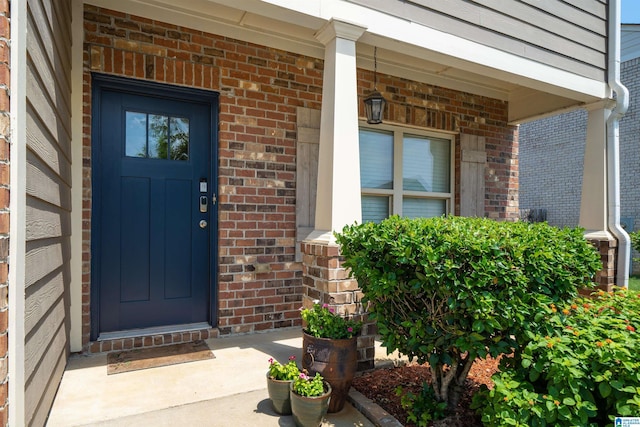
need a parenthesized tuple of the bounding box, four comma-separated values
(91, 75, 218, 336)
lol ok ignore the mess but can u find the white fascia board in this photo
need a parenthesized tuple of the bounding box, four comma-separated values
(244, 0, 608, 100)
(69, 0, 85, 353)
(9, 0, 28, 425)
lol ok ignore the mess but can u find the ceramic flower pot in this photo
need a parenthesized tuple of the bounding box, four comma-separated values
(302, 331, 357, 413)
(290, 381, 332, 427)
(266, 373, 292, 415)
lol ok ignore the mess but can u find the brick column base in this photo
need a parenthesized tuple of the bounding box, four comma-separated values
(301, 241, 375, 371)
(585, 235, 617, 291)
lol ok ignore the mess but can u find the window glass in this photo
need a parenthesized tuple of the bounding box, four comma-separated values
(125, 111, 189, 161)
(125, 112, 147, 157)
(359, 129, 393, 189)
(169, 117, 190, 161)
(402, 198, 446, 218)
(359, 126, 452, 221)
(362, 195, 390, 223)
(403, 135, 450, 193)
(148, 114, 168, 159)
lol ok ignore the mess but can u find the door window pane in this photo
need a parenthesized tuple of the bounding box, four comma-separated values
(359, 129, 393, 189)
(148, 114, 168, 159)
(403, 135, 450, 193)
(125, 111, 189, 161)
(402, 198, 446, 218)
(362, 195, 390, 223)
(125, 112, 147, 157)
(170, 117, 190, 161)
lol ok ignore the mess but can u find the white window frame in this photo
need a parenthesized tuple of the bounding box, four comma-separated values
(359, 121, 456, 219)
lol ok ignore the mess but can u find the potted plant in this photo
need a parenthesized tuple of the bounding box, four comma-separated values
(300, 302, 362, 412)
(266, 356, 299, 415)
(290, 370, 332, 427)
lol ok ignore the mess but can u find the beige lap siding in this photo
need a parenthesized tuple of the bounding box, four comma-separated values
(82, 5, 518, 352)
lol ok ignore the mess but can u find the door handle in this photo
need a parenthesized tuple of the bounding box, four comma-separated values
(199, 220, 208, 229)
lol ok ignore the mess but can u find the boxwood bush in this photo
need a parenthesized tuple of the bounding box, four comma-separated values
(335, 216, 601, 415)
(473, 288, 640, 426)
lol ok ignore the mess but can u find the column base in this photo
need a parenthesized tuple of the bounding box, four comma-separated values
(584, 231, 617, 291)
(301, 240, 375, 370)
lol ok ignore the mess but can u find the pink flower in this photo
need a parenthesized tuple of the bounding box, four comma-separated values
(347, 327, 353, 333)
(299, 373, 308, 380)
(289, 355, 296, 361)
(329, 307, 335, 313)
(268, 358, 274, 364)
(322, 303, 329, 308)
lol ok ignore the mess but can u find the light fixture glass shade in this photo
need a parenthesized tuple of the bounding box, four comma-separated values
(364, 90, 386, 124)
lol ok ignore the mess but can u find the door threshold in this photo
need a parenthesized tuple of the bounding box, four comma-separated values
(98, 322, 211, 341)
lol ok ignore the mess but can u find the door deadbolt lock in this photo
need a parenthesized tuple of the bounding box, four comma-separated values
(199, 220, 208, 229)
(199, 195, 208, 213)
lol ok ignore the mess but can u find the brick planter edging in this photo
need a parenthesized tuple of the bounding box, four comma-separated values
(348, 388, 404, 427)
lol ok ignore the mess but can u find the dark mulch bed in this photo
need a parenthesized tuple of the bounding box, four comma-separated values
(352, 356, 500, 426)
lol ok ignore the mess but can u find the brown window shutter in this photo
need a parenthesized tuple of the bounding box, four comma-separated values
(460, 134, 486, 217)
(295, 107, 321, 261)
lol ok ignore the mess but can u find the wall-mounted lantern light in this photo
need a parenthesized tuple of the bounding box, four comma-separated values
(364, 47, 386, 124)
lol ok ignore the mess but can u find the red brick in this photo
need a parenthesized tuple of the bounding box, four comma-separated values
(112, 49, 124, 74)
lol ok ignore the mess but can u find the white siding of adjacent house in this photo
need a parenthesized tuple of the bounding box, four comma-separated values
(24, 0, 72, 424)
(621, 24, 640, 62)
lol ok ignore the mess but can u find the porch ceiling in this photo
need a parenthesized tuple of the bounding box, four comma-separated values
(88, 0, 610, 123)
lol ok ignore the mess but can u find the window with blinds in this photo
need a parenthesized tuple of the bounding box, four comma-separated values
(359, 126, 453, 223)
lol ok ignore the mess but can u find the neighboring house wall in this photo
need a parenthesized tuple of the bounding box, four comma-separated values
(82, 6, 518, 352)
(348, 0, 607, 80)
(619, 56, 640, 269)
(519, 109, 587, 227)
(520, 47, 640, 273)
(23, 0, 72, 425)
(0, 1, 8, 425)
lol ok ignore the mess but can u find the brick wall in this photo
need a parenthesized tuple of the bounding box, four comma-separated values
(620, 57, 640, 270)
(519, 109, 587, 227)
(0, 0, 8, 423)
(82, 6, 518, 351)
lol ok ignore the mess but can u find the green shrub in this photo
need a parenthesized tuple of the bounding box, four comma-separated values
(396, 383, 447, 426)
(474, 288, 640, 426)
(630, 230, 640, 262)
(335, 216, 601, 415)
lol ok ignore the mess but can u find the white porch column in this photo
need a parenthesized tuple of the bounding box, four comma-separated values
(579, 102, 621, 289)
(579, 103, 612, 234)
(307, 19, 366, 244)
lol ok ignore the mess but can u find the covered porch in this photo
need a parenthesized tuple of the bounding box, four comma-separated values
(45, 328, 405, 426)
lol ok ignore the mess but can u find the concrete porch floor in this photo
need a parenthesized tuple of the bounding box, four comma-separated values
(46, 328, 406, 426)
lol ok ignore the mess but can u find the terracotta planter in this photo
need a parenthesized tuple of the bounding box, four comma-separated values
(266, 373, 293, 415)
(289, 381, 331, 427)
(302, 331, 357, 413)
